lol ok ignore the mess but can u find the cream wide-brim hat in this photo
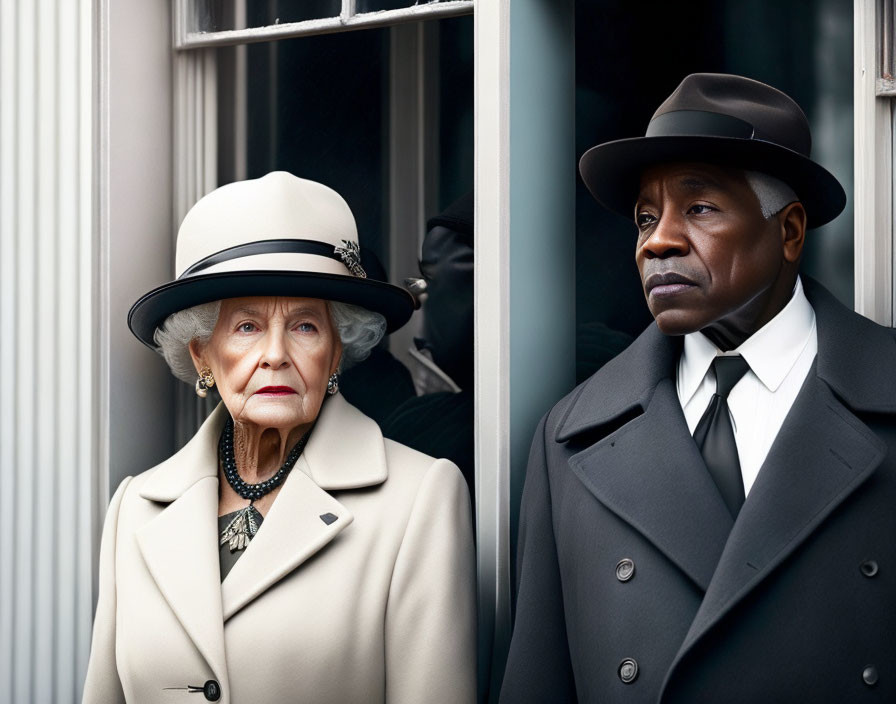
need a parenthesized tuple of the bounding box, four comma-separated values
(128, 171, 416, 348)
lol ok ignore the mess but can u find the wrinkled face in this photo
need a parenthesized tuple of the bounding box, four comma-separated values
(191, 297, 342, 432)
(634, 162, 785, 339)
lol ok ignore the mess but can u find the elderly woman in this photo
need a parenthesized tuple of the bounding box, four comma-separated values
(83, 172, 476, 704)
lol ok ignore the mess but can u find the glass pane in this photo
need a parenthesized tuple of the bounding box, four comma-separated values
(356, 0, 447, 12)
(234, 29, 389, 254)
(194, 0, 341, 33)
(215, 17, 476, 500)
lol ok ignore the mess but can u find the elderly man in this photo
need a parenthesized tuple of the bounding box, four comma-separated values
(501, 74, 896, 703)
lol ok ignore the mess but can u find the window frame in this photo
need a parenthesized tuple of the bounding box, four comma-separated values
(854, 0, 895, 326)
(173, 0, 474, 48)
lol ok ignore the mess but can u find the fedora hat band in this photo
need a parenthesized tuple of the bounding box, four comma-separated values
(646, 110, 756, 141)
(179, 238, 367, 280)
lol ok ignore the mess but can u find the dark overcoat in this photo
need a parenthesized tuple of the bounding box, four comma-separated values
(500, 279, 896, 703)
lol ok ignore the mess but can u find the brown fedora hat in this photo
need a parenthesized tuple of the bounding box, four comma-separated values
(579, 73, 846, 228)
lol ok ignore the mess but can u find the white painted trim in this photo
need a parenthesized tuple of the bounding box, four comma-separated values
(387, 22, 439, 368)
(173, 48, 221, 446)
(473, 0, 510, 698)
(174, 1, 473, 49)
(102, 0, 175, 501)
(854, 0, 894, 324)
(94, 0, 111, 597)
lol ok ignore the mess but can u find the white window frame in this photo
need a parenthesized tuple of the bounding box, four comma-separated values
(855, 0, 894, 325)
(173, 0, 474, 48)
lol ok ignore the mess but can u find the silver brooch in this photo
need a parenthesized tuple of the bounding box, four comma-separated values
(220, 504, 261, 552)
(334, 240, 367, 278)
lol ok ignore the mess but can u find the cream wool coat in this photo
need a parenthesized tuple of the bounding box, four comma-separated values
(83, 395, 476, 703)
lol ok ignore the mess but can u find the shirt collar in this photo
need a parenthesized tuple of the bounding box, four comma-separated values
(678, 276, 816, 404)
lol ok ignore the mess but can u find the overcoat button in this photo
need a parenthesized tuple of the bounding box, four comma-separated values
(615, 558, 635, 582)
(863, 666, 879, 687)
(618, 658, 639, 684)
(860, 560, 879, 578)
(203, 680, 221, 701)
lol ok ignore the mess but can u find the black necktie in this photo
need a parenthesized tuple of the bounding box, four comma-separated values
(693, 355, 750, 518)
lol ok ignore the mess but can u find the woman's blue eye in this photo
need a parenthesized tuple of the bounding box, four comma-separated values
(296, 322, 317, 333)
(238, 323, 256, 333)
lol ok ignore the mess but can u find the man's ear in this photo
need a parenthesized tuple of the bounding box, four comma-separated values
(778, 201, 807, 264)
(188, 338, 206, 375)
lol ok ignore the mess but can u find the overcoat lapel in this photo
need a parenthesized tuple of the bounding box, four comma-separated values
(568, 378, 733, 591)
(136, 405, 230, 691)
(661, 279, 896, 697)
(133, 395, 387, 678)
(560, 324, 733, 591)
(222, 394, 384, 621)
(220, 469, 352, 621)
(663, 371, 886, 683)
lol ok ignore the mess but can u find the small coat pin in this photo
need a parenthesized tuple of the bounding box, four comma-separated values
(320, 512, 338, 525)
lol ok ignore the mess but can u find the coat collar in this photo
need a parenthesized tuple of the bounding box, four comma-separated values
(555, 321, 681, 443)
(300, 393, 388, 489)
(559, 277, 895, 597)
(139, 393, 387, 503)
(804, 276, 896, 413)
(556, 276, 896, 443)
(135, 393, 387, 683)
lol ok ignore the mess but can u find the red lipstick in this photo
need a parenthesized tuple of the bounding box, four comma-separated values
(255, 386, 297, 395)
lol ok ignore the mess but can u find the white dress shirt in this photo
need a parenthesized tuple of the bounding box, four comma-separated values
(677, 276, 818, 496)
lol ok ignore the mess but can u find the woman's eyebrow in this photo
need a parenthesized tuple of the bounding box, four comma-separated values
(230, 306, 262, 317)
(285, 306, 324, 317)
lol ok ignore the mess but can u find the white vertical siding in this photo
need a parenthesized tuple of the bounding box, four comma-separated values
(0, 0, 97, 701)
(174, 48, 219, 447)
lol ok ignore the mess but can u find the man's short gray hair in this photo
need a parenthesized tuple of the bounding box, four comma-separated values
(744, 170, 799, 219)
(153, 299, 386, 384)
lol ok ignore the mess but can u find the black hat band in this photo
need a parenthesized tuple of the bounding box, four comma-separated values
(646, 110, 756, 141)
(180, 238, 366, 279)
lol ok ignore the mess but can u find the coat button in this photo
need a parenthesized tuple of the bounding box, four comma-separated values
(203, 680, 221, 701)
(860, 560, 879, 578)
(615, 558, 635, 582)
(618, 658, 639, 684)
(863, 666, 879, 687)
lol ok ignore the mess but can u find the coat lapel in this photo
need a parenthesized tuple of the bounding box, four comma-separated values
(661, 279, 895, 697)
(560, 324, 733, 591)
(567, 378, 733, 591)
(669, 372, 885, 660)
(220, 468, 353, 621)
(221, 394, 385, 621)
(136, 405, 230, 689)
(133, 395, 388, 672)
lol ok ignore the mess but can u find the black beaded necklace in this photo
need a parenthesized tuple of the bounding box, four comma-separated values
(218, 417, 312, 552)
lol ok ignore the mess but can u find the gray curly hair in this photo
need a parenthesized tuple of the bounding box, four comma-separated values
(153, 300, 386, 384)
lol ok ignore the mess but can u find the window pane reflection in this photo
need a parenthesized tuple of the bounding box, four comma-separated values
(214, 18, 476, 505)
(356, 0, 446, 12)
(195, 0, 341, 33)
